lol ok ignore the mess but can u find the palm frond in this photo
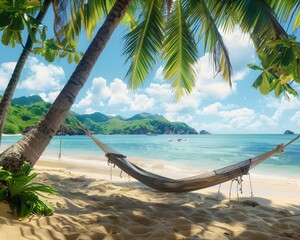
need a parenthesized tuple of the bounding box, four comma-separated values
(121, 0, 140, 30)
(213, 0, 287, 48)
(162, 0, 198, 99)
(123, 0, 164, 89)
(268, 0, 300, 30)
(53, 0, 114, 40)
(293, 5, 300, 30)
(190, 0, 232, 86)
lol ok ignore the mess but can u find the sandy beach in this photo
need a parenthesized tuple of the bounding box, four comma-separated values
(0, 156, 299, 240)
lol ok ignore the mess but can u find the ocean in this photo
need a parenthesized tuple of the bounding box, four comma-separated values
(1, 134, 299, 178)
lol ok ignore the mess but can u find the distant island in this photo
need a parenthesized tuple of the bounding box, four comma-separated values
(199, 130, 211, 135)
(4, 95, 198, 135)
(284, 130, 295, 134)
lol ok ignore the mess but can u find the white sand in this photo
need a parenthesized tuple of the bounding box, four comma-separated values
(0, 156, 299, 239)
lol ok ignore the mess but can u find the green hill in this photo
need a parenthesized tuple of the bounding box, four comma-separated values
(127, 112, 165, 121)
(11, 95, 44, 106)
(4, 95, 198, 135)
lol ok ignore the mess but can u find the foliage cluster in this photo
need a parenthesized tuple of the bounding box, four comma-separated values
(0, 0, 82, 64)
(0, 162, 57, 220)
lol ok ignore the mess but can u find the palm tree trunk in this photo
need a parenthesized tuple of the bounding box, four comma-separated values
(0, 0, 52, 146)
(0, 0, 132, 172)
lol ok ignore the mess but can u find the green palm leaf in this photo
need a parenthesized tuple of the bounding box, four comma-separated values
(162, 0, 198, 99)
(214, 0, 287, 47)
(123, 0, 164, 89)
(294, 7, 300, 30)
(54, 0, 114, 40)
(190, 0, 232, 86)
(268, 0, 300, 31)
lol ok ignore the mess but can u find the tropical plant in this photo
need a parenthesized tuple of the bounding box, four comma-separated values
(0, 162, 57, 220)
(247, 1, 300, 98)
(0, 0, 82, 146)
(0, 0, 298, 173)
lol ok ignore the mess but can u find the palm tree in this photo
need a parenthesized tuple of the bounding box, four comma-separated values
(0, 0, 52, 146)
(0, 0, 295, 172)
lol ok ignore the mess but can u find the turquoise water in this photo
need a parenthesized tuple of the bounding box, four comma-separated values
(1, 134, 299, 177)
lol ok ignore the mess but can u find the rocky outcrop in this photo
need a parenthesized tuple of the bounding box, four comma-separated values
(199, 130, 211, 135)
(284, 130, 294, 134)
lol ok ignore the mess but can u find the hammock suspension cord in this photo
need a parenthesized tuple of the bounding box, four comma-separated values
(58, 122, 65, 161)
(67, 113, 300, 193)
(248, 173, 254, 197)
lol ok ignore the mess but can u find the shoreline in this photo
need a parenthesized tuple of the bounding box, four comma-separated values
(0, 155, 298, 239)
(36, 155, 300, 207)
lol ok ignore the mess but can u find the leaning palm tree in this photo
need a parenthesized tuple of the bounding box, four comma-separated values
(0, 0, 295, 172)
(0, 0, 98, 145)
(0, 0, 52, 146)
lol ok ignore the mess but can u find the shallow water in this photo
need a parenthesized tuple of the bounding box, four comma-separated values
(1, 134, 299, 178)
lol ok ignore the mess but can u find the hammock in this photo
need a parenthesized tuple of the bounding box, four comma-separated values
(86, 131, 299, 193)
(68, 114, 300, 192)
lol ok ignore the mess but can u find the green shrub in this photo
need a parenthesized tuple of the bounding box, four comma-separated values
(3, 123, 19, 134)
(21, 115, 31, 121)
(0, 162, 57, 220)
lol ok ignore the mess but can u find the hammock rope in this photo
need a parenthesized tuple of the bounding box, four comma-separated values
(67, 113, 300, 193)
(58, 123, 65, 161)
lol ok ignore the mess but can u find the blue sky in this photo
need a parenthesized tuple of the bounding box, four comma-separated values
(0, 14, 300, 134)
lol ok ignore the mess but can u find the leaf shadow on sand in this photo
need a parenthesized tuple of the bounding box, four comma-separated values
(1, 171, 299, 240)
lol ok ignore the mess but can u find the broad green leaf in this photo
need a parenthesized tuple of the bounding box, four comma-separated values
(247, 63, 263, 71)
(0, 12, 11, 27)
(66, 41, 78, 49)
(74, 52, 80, 63)
(284, 84, 298, 97)
(10, 15, 25, 31)
(270, 79, 279, 91)
(2, 162, 57, 219)
(1, 28, 13, 45)
(252, 74, 263, 89)
(68, 53, 73, 64)
(25, 0, 41, 9)
(44, 49, 55, 62)
(33, 47, 43, 54)
(59, 50, 68, 58)
(41, 26, 46, 42)
(274, 84, 283, 98)
(259, 73, 271, 95)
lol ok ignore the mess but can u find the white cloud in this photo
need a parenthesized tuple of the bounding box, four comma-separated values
(20, 57, 64, 91)
(85, 108, 97, 114)
(232, 68, 250, 81)
(75, 77, 110, 109)
(75, 78, 155, 114)
(199, 102, 223, 115)
(219, 108, 255, 118)
(0, 62, 16, 89)
(221, 27, 255, 68)
(145, 83, 173, 103)
(129, 94, 155, 111)
(189, 28, 254, 101)
(259, 115, 278, 127)
(266, 96, 300, 120)
(291, 111, 300, 125)
(39, 91, 60, 103)
(154, 66, 164, 82)
(108, 78, 131, 106)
